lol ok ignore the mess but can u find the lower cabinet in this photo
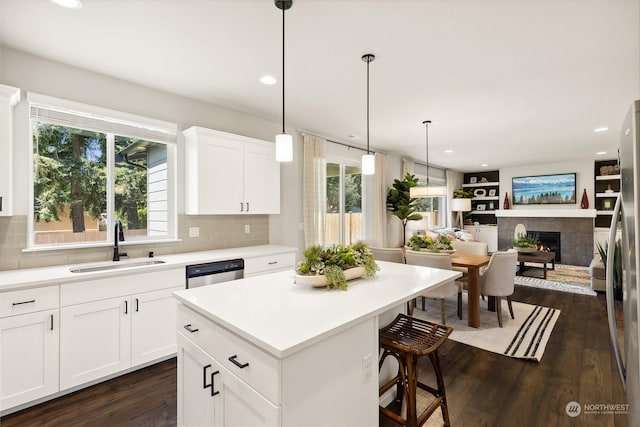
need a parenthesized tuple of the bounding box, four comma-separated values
(60, 286, 182, 390)
(0, 309, 59, 410)
(177, 334, 280, 427)
(464, 225, 498, 252)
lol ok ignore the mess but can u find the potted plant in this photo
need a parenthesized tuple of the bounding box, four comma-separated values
(386, 173, 423, 247)
(513, 233, 539, 253)
(596, 239, 623, 301)
(407, 234, 454, 253)
(295, 241, 379, 290)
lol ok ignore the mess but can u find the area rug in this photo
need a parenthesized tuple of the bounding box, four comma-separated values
(515, 264, 597, 296)
(412, 294, 561, 362)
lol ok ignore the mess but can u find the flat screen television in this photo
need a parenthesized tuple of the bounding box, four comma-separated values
(512, 173, 576, 205)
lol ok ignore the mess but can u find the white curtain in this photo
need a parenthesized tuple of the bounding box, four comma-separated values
(447, 170, 463, 227)
(303, 134, 326, 247)
(364, 152, 388, 247)
(401, 158, 414, 177)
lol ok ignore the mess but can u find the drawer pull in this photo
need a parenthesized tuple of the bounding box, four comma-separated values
(267, 261, 278, 265)
(135, 298, 139, 312)
(210, 370, 220, 397)
(50, 314, 54, 331)
(12, 299, 36, 306)
(125, 300, 128, 315)
(228, 355, 249, 369)
(184, 324, 199, 333)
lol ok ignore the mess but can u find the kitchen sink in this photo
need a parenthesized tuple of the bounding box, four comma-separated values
(69, 259, 166, 273)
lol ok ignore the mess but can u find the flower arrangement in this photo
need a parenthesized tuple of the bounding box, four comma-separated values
(407, 234, 454, 252)
(295, 241, 379, 290)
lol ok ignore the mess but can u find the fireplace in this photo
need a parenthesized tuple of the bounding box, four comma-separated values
(528, 230, 561, 262)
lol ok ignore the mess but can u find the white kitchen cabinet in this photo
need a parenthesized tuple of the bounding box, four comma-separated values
(183, 126, 280, 215)
(0, 309, 59, 411)
(244, 251, 296, 278)
(177, 334, 280, 427)
(0, 84, 20, 216)
(131, 286, 182, 366)
(60, 296, 131, 390)
(464, 225, 498, 252)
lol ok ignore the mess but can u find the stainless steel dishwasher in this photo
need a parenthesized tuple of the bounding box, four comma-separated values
(185, 259, 244, 289)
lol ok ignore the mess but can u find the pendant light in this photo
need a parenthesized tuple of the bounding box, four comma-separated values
(410, 120, 447, 197)
(361, 53, 375, 175)
(275, 0, 293, 162)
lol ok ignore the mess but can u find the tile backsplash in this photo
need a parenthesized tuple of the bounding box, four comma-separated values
(0, 214, 269, 271)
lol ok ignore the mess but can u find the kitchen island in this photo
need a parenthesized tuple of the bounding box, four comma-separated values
(173, 260, 460, 427)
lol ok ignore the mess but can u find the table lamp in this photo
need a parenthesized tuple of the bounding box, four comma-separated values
(451, 198, 472, 229)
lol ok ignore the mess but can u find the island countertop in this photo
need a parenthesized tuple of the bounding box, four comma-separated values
(173, 261, 461, 359)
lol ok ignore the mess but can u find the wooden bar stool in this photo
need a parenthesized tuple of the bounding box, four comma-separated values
(379, 314, 453, 427)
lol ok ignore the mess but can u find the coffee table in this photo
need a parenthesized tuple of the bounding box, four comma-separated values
(516, 251, 556, 279)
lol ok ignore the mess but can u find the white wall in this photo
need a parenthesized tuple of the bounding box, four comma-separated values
(500, 159, 595, 210)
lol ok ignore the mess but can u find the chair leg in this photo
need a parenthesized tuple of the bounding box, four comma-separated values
(496, 296, 503, 328)
(422, 296, 426, 311)
(507, 296, 514, 319)
(457, 291, 463, 320)
(439, 299, 446, 325)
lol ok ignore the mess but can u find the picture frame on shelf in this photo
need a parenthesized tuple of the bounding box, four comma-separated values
(477, 204, 486, 211)
(488, 189, 496, 197)
(469, 177, 477, 184)
(489, 202, 495, 210)
(473, 188, 486, 197)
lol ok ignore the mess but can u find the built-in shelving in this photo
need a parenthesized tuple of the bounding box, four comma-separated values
(594, 159, 620, 228)
(462, 170, 499, 225)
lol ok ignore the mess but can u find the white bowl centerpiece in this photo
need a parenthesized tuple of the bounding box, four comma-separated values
(406, 234, 455, 253)
(295, 242, 379, 290)
(513, 233, 539, 253)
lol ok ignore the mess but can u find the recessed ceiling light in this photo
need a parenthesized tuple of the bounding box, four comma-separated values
(259, 75, 277, 85)
(50, 0, 82, 9)
(596, 151, 607, 155)
(594, 127, 608, 132)
(480, 163, 489, 167)
(444, 149, 453, 154)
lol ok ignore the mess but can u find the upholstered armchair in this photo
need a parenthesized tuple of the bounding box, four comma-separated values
(369, 246, 405, 264)
(479, 249, 518, 327)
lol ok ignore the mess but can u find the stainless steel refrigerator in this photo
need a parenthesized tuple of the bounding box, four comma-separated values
(608, 100, 640, 424)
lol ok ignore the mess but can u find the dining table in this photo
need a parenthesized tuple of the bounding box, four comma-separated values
(451, 253, 491, 328)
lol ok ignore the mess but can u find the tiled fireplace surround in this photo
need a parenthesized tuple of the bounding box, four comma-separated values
(498, 217, 594, 267)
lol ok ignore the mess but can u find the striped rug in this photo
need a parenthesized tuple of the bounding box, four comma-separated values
(412, 294, 560, 362)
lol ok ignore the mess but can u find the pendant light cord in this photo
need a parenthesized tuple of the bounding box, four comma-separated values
(424, 120, 431, 186)
(366, 59, 370, 155)
(281, 5, 285, 134)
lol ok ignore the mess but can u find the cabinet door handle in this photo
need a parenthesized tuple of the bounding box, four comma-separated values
(12, 299, 35, 306)
(246, 202, 249, 212)
(135, 298, 139, 312)
(240, 202, 244, 212)
(202, 364, 220, 397)
(267, 261, 278, 265)
(124, 300, 128, 315)
(183, 324, 199, 333)
(50, 314, 54, 331)
(228, 355, 249, 369)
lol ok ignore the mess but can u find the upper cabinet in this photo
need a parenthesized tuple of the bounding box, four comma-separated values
(461, 170, 500, 225)
(0, 85, 20, 216)
(594, 159, 620, 228)
(183, 126, 280, 215)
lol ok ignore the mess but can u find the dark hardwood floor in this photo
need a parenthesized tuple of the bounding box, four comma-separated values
(1, 286, 628, 427)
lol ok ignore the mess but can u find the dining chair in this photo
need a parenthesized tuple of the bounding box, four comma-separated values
(404, 250, 462, 324)
(479, 249, 518, 327)
(369, 246, 405, 264)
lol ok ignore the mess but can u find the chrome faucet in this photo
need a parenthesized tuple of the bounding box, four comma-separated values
(113, 220, 127, 261)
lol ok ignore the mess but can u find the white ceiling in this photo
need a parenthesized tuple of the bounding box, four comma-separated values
(1, 0, 638, 172)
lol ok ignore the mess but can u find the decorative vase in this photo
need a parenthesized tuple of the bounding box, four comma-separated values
(503, 192, 510, 210)
(581, 189, 589, 209)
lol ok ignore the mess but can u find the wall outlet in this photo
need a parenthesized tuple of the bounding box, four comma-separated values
(244, 224, 250, 234)
(188, 227, 199, 238)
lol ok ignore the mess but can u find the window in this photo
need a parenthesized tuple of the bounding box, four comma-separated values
(325, 162, 363, 245)
(29, 94, 177, 249)
(412, 164, 447, 228)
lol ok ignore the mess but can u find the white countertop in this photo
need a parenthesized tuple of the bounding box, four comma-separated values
(0, 245, 296, 292)
(173, 261, 461, 359)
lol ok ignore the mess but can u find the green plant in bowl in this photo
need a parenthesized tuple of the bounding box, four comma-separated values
(513, 233, 539, 249)
(407, 234, 454, 252)
(295, 241, 379, 290)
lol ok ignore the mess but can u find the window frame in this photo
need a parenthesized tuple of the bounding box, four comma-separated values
(26, 93, 178, 251)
